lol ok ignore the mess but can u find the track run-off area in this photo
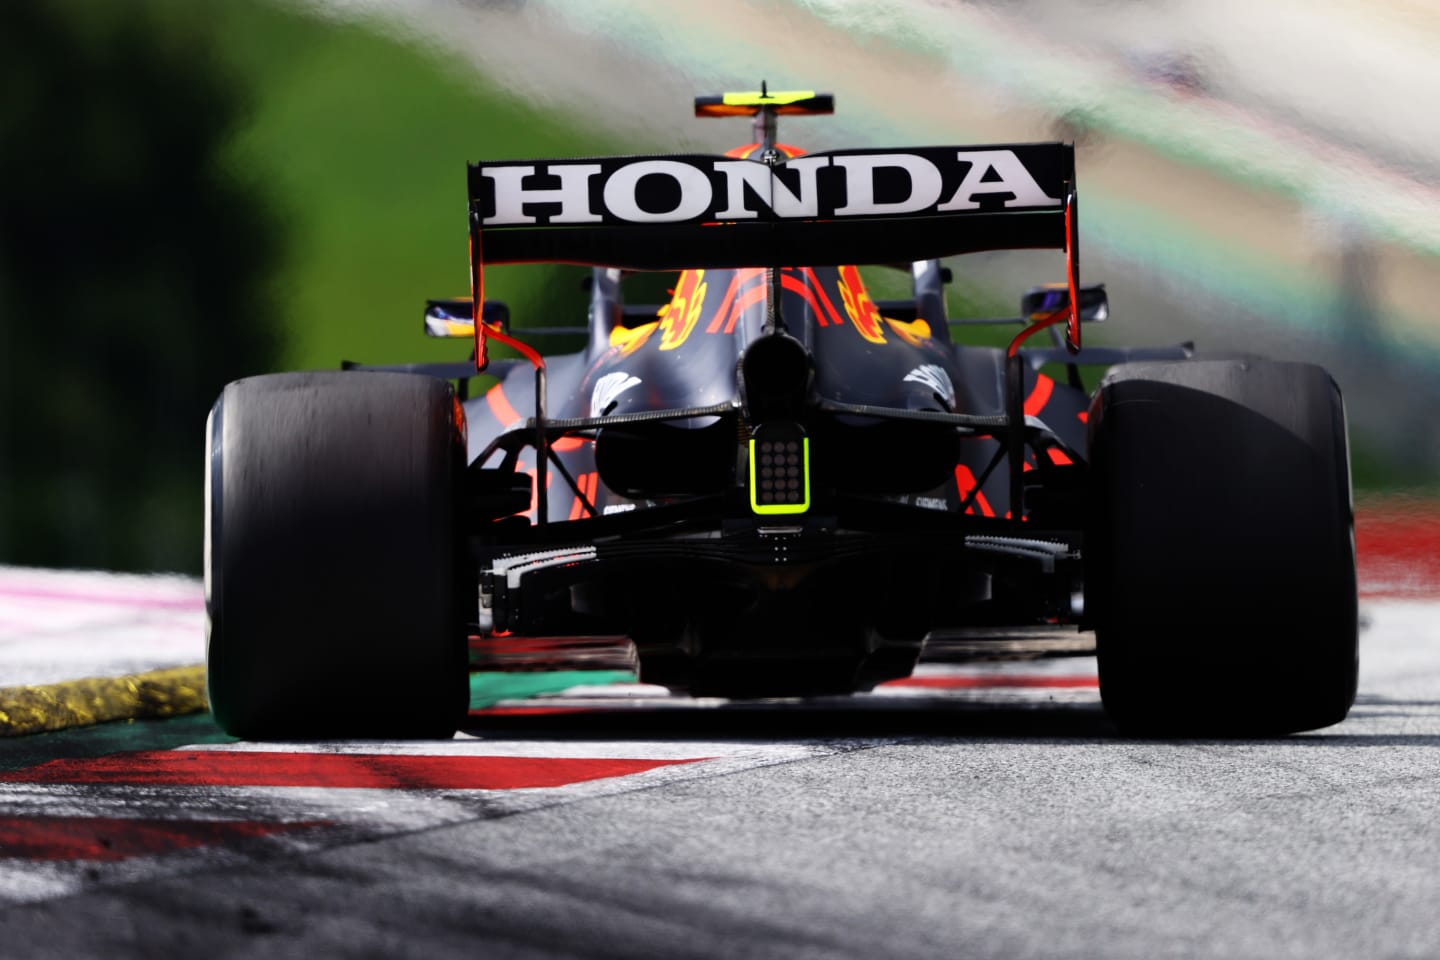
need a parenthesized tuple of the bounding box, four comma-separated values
(0, 502, 1437, 958)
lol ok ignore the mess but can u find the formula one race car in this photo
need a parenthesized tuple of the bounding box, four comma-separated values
(205, 89, 1357, 738)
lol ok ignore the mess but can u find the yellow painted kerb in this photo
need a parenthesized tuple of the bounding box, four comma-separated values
(0, 664, 208, 737)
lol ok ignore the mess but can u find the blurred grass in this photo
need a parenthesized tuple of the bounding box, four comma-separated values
(176, 0, 614, 371)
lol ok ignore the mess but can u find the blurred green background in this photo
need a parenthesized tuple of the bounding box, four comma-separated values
(1, 0, 1435, 575)
(0, 0, 611, 573)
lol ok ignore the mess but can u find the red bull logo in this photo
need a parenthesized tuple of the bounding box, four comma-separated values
(836, 265, 932, 347)
(837, 265, 887, 345)
(658, 269, 708, 351)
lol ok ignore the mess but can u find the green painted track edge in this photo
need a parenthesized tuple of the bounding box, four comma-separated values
(469, 671, 637, 711)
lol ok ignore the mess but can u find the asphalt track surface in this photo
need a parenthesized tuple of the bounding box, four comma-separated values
(1, 558, 1439, 958)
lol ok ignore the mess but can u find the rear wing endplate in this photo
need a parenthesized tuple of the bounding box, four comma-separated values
(466, 142, 1080, 369)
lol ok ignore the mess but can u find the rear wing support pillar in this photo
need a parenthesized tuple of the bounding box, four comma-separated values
(469, 210, 552, 524)
(1001, 186, 1080, 517)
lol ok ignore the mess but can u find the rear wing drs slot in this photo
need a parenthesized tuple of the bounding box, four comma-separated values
(465, 142, 1081, 370)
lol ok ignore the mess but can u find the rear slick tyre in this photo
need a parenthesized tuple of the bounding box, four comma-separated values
(1086, 359, 1357, 736)
(206, 371, 468, 739)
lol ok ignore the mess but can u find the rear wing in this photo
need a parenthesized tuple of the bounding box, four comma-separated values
(465, 142, 1081, 369)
